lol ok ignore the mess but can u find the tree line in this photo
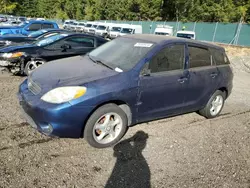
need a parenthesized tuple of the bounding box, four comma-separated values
(1, 0, 250, 22)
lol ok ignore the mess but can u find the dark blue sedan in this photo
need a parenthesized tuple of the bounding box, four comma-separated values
(17, 34, 233, 148)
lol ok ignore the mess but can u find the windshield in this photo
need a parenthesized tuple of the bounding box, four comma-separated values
(19, 17, 26, 21)
(79, 23, 85, 26)
(65, 22, 70, 24)
(73, 23, 78, 25)
(177, 33, 194, 39)
(18, 21, 29, 27)
(96, 25, 106, 30)
(111, 27, 121, 32)
(91, 24, 98, 28)
(155, 32, 169, 35)
(85, 24, 92, 27)
(28, 30, 47, 37)
(89, 38, 155, 71)
(120, 28, 133, 34)
(35, 34, 67, 46)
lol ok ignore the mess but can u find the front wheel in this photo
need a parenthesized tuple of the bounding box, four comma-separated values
(199, 90, 226, 119)
(24, 59, 46, 76)
(84, 104, 128, 148)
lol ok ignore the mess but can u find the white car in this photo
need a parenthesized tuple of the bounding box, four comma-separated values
(119, 25, 142, 36)
(154, 25, 173, 36)
(176, 30, 196, 40)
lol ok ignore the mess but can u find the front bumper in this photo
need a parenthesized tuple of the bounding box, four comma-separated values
(17, 90, 94, 138)
(0, 57, 19, 67)
(0, 60, 10, 66)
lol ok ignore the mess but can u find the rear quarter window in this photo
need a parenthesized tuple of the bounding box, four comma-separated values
(42, 23, 54, 29)
(211, 49, 230, 65)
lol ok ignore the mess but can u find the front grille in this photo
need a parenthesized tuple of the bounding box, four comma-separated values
(28, 77, 41, 95)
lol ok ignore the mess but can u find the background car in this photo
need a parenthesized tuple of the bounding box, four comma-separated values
(0, 20, 59, 36)
(0, 29, 72, 47)
(0, 33, 108, 75)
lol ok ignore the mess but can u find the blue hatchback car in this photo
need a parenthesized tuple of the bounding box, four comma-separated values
(17, 34, 233, 148)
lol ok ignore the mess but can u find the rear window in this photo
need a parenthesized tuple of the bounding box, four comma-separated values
(211, 49, 230, 65)
(189, 46, 211, 68)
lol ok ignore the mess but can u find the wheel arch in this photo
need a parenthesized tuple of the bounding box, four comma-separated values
(218, 87, 228, 98)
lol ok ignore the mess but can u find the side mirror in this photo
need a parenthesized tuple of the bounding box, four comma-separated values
(140, 62, 151, 76)
(61, 43, 71, 50)
(26, 27, 30, 31)
(142, 68, 151, 76)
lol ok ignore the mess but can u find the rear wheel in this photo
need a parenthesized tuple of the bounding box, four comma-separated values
(84, 104, 128, 148)
(199, 90, 226, 119)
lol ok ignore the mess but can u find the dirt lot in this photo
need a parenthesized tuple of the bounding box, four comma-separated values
(0, 45, 250, 188)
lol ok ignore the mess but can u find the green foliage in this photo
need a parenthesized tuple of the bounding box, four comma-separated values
(4, 0, 250, 22)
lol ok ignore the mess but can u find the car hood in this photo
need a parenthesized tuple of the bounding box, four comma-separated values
(31, 55, 119, 91)
(0, 43, 35, 53)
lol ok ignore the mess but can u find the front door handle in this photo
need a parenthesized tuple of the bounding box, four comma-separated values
(210, 73, 218, 78)
(178, 78, 188, 84)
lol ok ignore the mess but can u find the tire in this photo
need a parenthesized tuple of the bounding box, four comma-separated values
(199, 90, 226, 119)
(84, 104, 128, 148)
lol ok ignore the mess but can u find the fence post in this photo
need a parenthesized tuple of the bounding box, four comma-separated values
(236, 18, 243, 45)
(234, 17, 243, 45)
(193, 22, 197, 32)
(212, 22, 218, 42)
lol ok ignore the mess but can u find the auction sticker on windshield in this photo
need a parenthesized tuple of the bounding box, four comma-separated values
(134, 43, 153, 47)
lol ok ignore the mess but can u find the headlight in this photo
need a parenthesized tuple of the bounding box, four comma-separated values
(41, 86, 87, 104)
(1, 52, 25, 58)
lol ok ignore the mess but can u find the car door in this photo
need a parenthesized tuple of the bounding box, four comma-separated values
(182, 45, 220, 112)
(137, 43, 189, 122)
(37, 38, 72, 61)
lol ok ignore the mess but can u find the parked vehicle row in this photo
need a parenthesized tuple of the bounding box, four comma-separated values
(64, 21, 143, 39)
(17, 34, 233, 148)
(64, 21, 196, 40)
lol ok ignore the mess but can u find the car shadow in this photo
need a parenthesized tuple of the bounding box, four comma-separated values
(104, 131, 150, 188)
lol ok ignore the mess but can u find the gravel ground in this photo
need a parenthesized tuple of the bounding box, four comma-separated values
(0, 49, 250, 188)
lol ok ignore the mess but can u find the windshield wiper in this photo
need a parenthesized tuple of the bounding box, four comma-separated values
(88, 54, 113, 70)
(95, 60, 113, 70)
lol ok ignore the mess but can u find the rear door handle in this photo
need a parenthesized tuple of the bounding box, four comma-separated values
(178, 78, 188, 84)
(210, 73, 218, 78)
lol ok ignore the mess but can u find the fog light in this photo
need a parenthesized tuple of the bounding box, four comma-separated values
(41, 124, 53, 135)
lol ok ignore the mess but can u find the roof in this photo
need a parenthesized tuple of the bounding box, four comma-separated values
(123, 34, 224, 50)
(28, 20, 57, 24)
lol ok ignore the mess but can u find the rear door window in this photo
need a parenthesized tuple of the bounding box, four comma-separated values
(149, 44, 185, 73)
(188, 46, 211, 68)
